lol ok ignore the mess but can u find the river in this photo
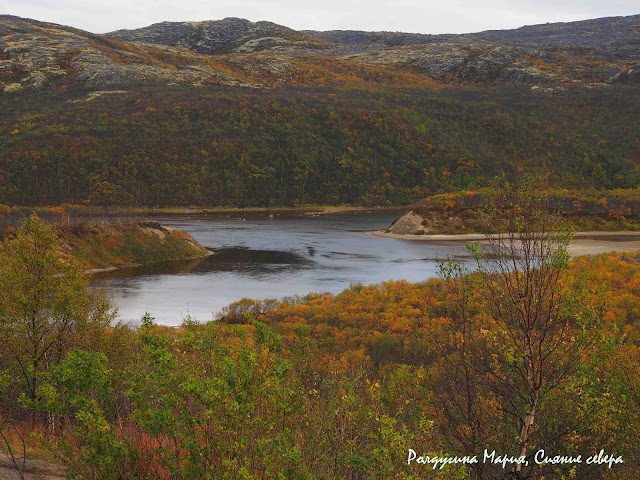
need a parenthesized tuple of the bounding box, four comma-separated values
(92, 210, 474, 326)
(93, 210, 640, 326)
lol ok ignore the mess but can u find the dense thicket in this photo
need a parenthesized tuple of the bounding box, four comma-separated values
(1, 85, 639, 206)
(1, 251, 635, 479)
(1, 212, 639, 478)
(406, 188, 640, 234)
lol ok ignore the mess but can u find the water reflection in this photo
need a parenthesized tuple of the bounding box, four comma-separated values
(94, 247, 315, 283)
(209, 247, 315, 270)
(92, 255, 212, 280)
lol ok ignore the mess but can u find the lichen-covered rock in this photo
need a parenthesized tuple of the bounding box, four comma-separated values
(1, 13, 639, 90)
(3, 81, 22, 92)
(108, 17, 324, 55)
(0, 15, 259, 89)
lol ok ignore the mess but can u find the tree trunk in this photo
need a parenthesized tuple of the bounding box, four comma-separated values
(515, 400, 537, 473)
(31, 374, 39, 430)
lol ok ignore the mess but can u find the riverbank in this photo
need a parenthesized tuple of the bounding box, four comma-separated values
(0, 204, 406, 221)
(82, 249, 215, 275)
(303, 206, 405, 216)
(371, 230, 640, 257)
(58, 221, 211, 273)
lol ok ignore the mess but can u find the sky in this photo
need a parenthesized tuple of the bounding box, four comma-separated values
(1, 0, 638, 35)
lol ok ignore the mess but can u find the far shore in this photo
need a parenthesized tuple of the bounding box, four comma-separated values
(131, 205, 404, 216)
(4, 204, 406, 217)
(371, 230, 640, 257)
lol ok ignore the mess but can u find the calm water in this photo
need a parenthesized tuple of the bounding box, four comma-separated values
(93, 211, 473, 326)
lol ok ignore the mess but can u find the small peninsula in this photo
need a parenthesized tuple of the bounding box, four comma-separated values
(383, 190, 640, 236)
(58, 221, 211, 273)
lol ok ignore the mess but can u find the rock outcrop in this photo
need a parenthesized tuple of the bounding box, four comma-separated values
(385, 210, 468, 235)
(385, 211, 427, 235)
(1, 13, 639, 90)
(0, 15, 258, 91)
(108, 18, 324, 55)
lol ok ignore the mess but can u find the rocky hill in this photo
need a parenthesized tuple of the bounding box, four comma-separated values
(306, 14, 640, 48)
(1, 13, 639, 92)
(0, 15, 257, 91)
(1, 14, 640, 208)
(108, 17, 324, 54)
(107, 14, 640, 86)
(306, 15, 640, 85)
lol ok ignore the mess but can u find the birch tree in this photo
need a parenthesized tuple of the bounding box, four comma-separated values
(0, 214, 113, 425)
(438, 181, 602, 479)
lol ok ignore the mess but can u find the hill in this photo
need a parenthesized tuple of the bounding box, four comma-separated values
(108, 15, 640, 86)
(2, 14, 639, 91)
(0, 14, 639, 207)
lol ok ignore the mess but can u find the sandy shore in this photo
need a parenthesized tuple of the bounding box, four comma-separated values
(370, 230, 640, 257)
(304, 206, 405, 216)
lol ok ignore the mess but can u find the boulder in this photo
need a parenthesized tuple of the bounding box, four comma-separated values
(385, 210, 427, 235)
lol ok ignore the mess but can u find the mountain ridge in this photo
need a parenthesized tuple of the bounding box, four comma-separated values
(1, 13, 639, 91)
(1, 13, 639, 208)
(302, 13, 640, 47)
(105, 13, 640, 50)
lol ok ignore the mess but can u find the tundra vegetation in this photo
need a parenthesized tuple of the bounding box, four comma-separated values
(0, 188, 638, 479)
(1, 12, 639, 479)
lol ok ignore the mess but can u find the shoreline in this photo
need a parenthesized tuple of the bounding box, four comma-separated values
(370, 230, 640, 256)
(303, 205, 404, 215)
(1, 206, 408, 234)
(4, 204, 407, 216)
(84, 249, 215, 275)
(371, 230, 640, 241)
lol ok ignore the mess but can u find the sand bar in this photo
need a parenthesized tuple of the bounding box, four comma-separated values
(370, 230, 640, 257)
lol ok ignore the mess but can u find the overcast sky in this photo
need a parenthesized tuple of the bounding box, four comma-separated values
(1, 0, 638, 34)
